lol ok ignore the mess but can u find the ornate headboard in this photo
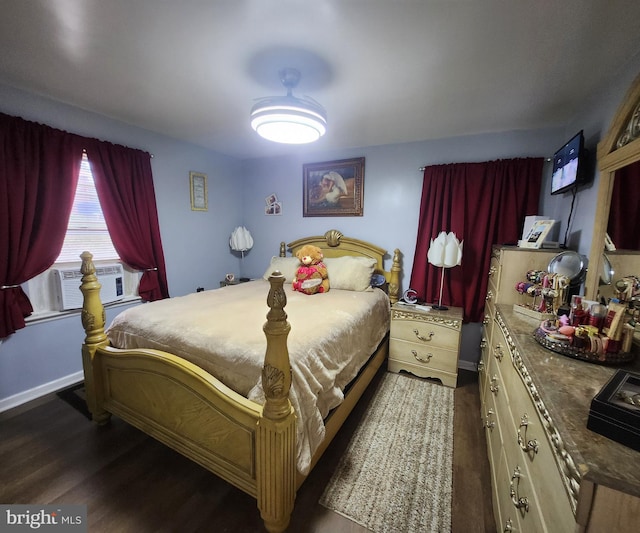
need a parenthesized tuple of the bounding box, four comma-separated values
(281, 229, 401, 304)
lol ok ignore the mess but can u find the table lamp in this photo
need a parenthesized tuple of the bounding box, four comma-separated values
(427, 231, 463, 310)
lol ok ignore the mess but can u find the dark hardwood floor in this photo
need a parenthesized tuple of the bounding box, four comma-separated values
(0, 368, 494, 532)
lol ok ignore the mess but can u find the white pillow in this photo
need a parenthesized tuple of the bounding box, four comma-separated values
(324, 256, 377, 291)
(262, 256, 300, 282)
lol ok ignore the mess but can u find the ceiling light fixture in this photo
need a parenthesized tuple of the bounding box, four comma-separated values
(250, 68, 327, 144)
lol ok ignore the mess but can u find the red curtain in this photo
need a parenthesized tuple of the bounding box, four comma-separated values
(607, 159, 640, 250)
(0, 113, 83, 337)
(86, 140, 169, 301)
(410, 158, 543, 322)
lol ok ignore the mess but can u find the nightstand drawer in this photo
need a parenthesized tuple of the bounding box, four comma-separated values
(389, 338, 458, 374)
(390, 318, 460, 351)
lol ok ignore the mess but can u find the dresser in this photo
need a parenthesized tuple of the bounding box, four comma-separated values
(479, 246, 640, 532)
(389, 303, 463, 387)
(480, 246, 562, 398)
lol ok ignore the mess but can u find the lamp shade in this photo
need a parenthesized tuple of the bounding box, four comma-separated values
(427, 231, 463, 268)
(230, 226, 254, 253)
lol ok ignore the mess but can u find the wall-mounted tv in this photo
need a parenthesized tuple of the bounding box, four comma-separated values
(551, 130, 586, 195)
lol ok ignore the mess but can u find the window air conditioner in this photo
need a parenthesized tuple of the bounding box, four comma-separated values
(53, 264, 124, 311)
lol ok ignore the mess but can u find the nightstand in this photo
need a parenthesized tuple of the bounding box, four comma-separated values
(219, 278, 251, 288)
(388, 303, 463, 388)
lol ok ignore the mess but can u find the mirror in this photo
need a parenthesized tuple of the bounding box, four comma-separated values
(606, 160, 640, 250)
(600, 253, 614, 285)
(548, 251, 586, 281)
(585, 70, 640, 298)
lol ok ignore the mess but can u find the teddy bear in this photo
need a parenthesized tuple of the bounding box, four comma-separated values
(292, 244, 330, 295)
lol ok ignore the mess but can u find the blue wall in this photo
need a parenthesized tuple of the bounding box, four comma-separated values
(2, 49, 639, 407)
(0, 83, 243, 407)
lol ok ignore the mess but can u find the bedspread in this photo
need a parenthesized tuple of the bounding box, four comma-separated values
(105, 280, 390, 474)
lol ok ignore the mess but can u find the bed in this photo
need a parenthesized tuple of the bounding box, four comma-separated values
(79, 229, 401, 533)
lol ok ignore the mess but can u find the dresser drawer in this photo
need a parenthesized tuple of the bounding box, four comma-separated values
(502, 370, 576, 531)
(389, 338, 458, 374)
(491, 315, 521, 385)
(495, 449, 547, 533)
(488, 252, 501, 287)
(478, 324, 491, 399)
(481, 385, 505, 529)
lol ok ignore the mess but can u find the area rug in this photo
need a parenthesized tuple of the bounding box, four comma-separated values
(319, 372, 454, 532)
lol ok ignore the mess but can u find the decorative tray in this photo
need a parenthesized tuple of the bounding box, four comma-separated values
(533, 327, 636, 365)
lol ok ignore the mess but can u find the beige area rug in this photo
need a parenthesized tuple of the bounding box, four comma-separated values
(319, 372, 454, 532)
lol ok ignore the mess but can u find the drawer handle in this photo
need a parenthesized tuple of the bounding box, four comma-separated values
(510, 466, 530, 513)
(503, 518, 514, 532)
(483, 409, 495, 430)
(493, 344, 504, 362)
(413, 329, 435, 342)
(411, 349, 433, 363)
(490, 375, 499, 395)
(517, 414, 539, 455)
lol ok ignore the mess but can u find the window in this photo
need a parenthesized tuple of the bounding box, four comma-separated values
(25, 153, 140, 318)
(57, 153, 119, 262)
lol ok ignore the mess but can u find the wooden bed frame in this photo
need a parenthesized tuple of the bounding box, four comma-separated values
(79, 229, 401, 532)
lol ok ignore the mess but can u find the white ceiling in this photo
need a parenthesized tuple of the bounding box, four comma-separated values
(2, 1, 640, 160)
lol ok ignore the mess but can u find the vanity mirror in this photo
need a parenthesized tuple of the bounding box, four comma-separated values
(600, 253, 614, 286)
(585, 70, 640, 298)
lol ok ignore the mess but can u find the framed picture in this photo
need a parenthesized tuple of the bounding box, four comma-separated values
(264, 193, 282, 215)
(265, 202, 282, 215)
(519, 219, 556, 249)
(190, 171, 208, 211)
(265, 193, 278, 207)
(303, 157, 364, 217)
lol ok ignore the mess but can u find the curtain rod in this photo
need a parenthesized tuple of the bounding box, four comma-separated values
(82, 148, 154, 158)
(419, 157, 552, 171)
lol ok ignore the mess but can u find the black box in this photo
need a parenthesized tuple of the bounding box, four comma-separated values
(587, 369, 640, 452)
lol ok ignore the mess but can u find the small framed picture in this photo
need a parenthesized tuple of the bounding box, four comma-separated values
(265, 193, 281, 215)
(265, 193, 278, 206)
(519, 220, 556, 249)
(265, 202, 282, 215)
(190, 171, 208, 211)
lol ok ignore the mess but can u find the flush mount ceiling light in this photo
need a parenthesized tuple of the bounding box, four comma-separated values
(250, 68, 327, 144)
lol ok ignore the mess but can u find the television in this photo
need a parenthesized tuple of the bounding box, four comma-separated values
(551, 130, 586, 195)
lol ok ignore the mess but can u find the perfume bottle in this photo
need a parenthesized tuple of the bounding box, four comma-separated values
(570, 295, 586, 326)
(589, 303, 606, 331)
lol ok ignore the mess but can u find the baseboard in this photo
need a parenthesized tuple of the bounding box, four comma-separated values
(0, 371, 84, 414)
(458, 360, 478, 372)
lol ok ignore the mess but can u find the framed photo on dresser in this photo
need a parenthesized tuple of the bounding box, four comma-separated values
(519, 219, 555, 249)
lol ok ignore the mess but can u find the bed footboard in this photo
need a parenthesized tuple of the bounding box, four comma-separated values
(79, 253, 297, 533)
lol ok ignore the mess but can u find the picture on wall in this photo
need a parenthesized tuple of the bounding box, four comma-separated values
(265, 193, 282, 215)
(303, 157, 364, 217)
(189, 171, 208, 211)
